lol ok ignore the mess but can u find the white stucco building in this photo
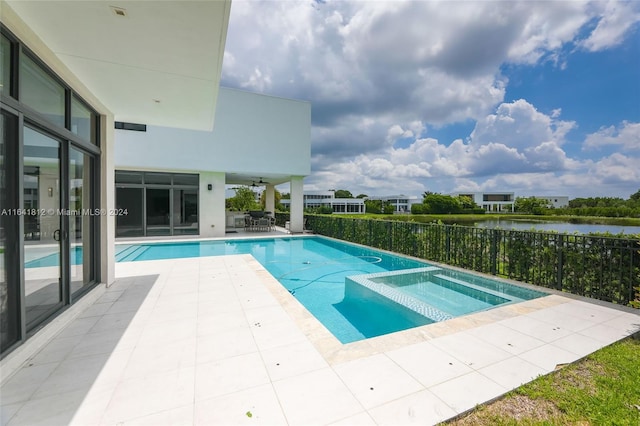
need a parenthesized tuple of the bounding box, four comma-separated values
(366, 195, 421, 213)
(281, 191, 366, 214)
(534, 196, 569, 208)
(451, 192, 515, 212)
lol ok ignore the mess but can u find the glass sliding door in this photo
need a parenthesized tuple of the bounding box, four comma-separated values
(146, 188, 170, 236)
(23, 126, 63, 329)
(1, 110, 20, 352)
(1, 29, 101, 357)
(69, 147, 94, 298)
(173, 188, 198, 235)
(116, 187, 143, 237)
(115, 171, 198, 237)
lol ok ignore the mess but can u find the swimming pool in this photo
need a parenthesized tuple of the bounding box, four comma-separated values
(25, 236, 546, 343)
(113, 236, 547, 343)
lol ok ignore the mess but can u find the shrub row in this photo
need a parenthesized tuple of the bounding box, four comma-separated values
(303, 214, 640, 307)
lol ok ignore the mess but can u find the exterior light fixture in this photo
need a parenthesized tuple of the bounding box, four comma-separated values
(207, 184, 212, 191)
(110, 6, 127, 17)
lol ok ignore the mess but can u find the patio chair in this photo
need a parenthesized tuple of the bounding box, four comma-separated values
(257, 217, 270, 231)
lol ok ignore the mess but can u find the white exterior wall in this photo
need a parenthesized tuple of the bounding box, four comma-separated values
(199, 172, 226, 237)
(281, 192, 366, 214)
(115, 87, 310, 177)
(367, 195, 420, 213)
(537, 196, 569, 208)
(452, 192, 515, 212)
(114, 87, 311, 237)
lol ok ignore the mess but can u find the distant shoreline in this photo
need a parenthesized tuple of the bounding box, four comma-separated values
(338, 213, 640, 228)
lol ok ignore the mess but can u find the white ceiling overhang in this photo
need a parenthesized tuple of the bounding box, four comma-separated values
(6, 0, 231, 131)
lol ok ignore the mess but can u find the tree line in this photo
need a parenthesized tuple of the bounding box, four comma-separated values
(515, 189, 640, 217)
(229, 185, 640, 218)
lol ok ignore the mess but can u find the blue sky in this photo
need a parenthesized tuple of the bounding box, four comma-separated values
(221, 0, 640, 200)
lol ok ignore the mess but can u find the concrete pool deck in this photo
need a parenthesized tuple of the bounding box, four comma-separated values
(2, 253, 639, 425)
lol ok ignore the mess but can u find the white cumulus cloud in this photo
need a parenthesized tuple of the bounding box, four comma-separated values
(583, 121, 640, 151)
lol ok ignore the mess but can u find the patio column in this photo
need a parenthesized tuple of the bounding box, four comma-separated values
(100, 114, 115, 286)
(289, 176, 304, 233)
(265, 184, 275, 213)
(200, 172, 226, 237)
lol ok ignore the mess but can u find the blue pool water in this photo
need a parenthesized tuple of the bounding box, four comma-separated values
(27, 236, 546, 343)
(25, 247, 84, 268)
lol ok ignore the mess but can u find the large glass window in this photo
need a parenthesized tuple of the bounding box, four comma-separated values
(173, 174, 198, 186)
(71, 96, 97, 145)
(1, 34, 10, 95)
(115, 170, 142, 184)
(19, 52, 65, 128)
(115, 171, 199, 237)
(145, 173, 172, 185)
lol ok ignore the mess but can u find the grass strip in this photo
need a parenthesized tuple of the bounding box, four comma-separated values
(444, 338, 640, 425)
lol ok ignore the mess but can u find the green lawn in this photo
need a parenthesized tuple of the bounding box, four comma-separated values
(443, 337, 640, 425)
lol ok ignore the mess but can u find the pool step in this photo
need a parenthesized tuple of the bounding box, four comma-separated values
(345, 268, 453, 323)
(115, 245, 149, 262)
(433, 274, 524, 303)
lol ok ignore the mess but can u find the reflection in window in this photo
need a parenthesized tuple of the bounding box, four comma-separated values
(19, 53, 65, 128)
(71, 96, 96, 144)
(115, 170, 199, 237)
(173, 174, 199, 186)
(146, 189, 170, 236)
(69, 148, 95, 297)
(1, 111, 20, 352)
(116, 188, 144, 237)
(1, 35, 10, 95)
(173, 189, 198, 235)
(144, 172, 172, 185)
(23, 126, 62, 329)
(115, 170, 143, 184)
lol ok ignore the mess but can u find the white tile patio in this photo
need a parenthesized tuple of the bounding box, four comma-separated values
(2, 251, 639, 425)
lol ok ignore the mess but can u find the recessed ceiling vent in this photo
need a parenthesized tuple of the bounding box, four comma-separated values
(110, 6, 127, 17)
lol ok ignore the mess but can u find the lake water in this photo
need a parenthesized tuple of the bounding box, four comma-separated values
(473, 219, 640, 236)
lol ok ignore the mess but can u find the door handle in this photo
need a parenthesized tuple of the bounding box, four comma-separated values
(53, 229, 60, 241)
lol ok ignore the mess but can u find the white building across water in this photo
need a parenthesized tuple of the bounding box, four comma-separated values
(451, 191, 515, 212)
(281, 190, 366, 214)
(365, 195, 421, 213)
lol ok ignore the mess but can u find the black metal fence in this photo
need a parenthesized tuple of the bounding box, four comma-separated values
(295, 214, 640, 307)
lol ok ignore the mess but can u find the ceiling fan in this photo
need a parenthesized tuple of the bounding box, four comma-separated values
(251, 177, 270, 185)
